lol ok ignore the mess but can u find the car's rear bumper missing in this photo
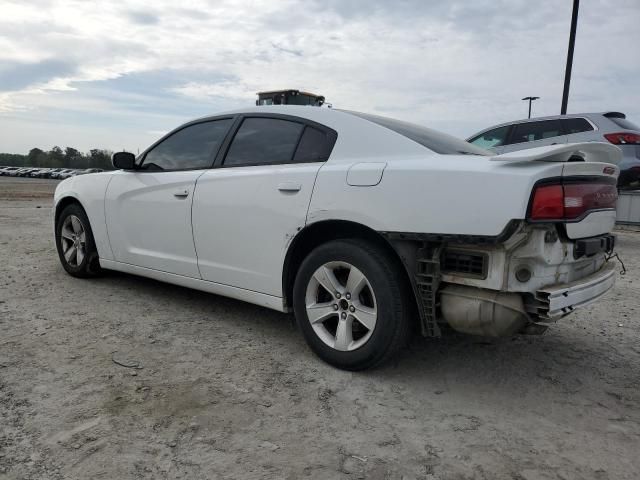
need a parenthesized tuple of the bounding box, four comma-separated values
(532, 261, 617, 320)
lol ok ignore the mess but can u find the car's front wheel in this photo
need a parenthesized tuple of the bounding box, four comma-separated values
(293, 239, 411, 370)
(55, 203, 102, 278)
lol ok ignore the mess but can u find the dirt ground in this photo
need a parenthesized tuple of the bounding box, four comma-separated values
(1, 176, 639, 480)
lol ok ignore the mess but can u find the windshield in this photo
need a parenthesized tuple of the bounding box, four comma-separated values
(343, 110, 492, 156)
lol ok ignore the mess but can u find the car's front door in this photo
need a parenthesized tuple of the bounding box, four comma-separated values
(501, 119, 568, 153)
(105, 118, 233, 278)
(192, 115, 337, 296)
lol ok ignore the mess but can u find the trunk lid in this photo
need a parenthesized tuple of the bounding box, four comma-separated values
(493, 142, 621, 239)
(561, 161, 619, 239)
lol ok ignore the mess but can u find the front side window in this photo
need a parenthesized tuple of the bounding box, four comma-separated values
(468, 125, 510, 149)
(509, 120, 563, 144)
(565, 118, 594, 134)
(141, 119, 232, 171)
(224, 118, 304, 167)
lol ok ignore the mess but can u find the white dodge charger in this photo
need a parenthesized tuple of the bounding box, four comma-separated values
(53, 106, 621, 370)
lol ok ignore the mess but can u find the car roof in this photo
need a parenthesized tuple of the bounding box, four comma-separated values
(195, 105, 347, 123)
(161, 106, 444, 161)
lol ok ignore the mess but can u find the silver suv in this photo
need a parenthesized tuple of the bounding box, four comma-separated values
(467, 112, 640, 189)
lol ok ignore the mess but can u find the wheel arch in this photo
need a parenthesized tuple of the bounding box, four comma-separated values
(282, 220, 419, 316)
(54, 195, 86, 226)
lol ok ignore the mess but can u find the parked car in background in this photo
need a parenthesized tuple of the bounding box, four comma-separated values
(44, 168, 64, 178)
(34, 168, 53, 178)
(53, 105, 620, 370)
(16, 168, 35, 177)
(51, 169, 74, 179)
(58, 170, 78, 180)
(29, 168, 47, 178)
(467, 112, 640, 189)
(0, 166, 21, 176)
(17, 167, 38, 177)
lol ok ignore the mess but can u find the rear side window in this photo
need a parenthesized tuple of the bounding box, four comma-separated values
(468, 125, 510, 148)
(344, 110, 491, 155)
(608, 117, 640, 130)
(565, 118, 594, 134)
(509, 120, 564, 144)
(293, 126, 330, 162)
(141, 119, 232, 171)
(224, 118, 304, 167)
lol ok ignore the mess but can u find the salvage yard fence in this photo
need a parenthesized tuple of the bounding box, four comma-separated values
(617, 191, 640, 226)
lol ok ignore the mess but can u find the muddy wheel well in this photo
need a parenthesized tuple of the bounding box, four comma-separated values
(282, 220, 417, 312)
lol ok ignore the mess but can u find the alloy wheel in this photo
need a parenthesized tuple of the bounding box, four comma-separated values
(60, 215, 87, 267)
(305, 261, 378, 351)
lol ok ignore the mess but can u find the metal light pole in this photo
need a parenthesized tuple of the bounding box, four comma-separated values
(522, 96, 540, 118)
(561, 0, 580, 115)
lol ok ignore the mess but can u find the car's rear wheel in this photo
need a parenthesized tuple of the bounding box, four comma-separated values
(293, 239, 411, 370)
(55, 203, 102, 278)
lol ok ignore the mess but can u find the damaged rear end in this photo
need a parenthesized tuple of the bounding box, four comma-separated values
(413, 142, 622, 337)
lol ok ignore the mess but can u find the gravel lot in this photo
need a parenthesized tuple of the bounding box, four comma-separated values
(1, 176, 639, 480)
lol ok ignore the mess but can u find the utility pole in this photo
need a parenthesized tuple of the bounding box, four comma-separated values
(522, 96, 540, 118)
(561, 0, 579, 115)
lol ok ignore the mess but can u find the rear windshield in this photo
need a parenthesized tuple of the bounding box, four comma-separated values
(343, 110, 492, 156)
(608, 117, 639, 131)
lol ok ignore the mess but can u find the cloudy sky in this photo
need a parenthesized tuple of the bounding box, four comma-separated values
(1, 0, 639, 154)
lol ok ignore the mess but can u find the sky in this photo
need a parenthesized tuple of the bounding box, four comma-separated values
(0, 0, 639, 154)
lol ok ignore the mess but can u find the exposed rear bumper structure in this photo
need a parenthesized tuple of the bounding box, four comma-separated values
(531, 262, 617, 320)
(440, 261, 617, 337)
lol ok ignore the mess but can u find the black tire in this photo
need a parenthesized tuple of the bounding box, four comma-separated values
(55, 203, 102, 278)
(293, 239, 411, 370)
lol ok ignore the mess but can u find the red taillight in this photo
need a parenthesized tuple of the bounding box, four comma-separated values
(604, 132, 640, 145)
(530, 185, 564, 220)
(529, 181, 618, 221)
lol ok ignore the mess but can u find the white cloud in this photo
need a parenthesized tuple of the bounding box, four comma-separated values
(0, 0, 638, 153)
(171, 81, 258, 101)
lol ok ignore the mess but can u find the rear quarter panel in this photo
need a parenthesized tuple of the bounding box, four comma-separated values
(308, 155, 565, 235)
(54, 173, 114, 260)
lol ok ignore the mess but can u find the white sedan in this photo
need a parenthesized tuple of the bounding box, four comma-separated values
(53, 106, 621, 370)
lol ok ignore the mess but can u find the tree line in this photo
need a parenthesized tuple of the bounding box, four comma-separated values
(0, 147, 114, 170)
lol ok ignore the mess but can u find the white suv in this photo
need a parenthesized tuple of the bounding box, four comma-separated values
(468, 112, 640, 188)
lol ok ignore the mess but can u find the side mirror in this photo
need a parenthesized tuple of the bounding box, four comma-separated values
(112, 151, 137, 170)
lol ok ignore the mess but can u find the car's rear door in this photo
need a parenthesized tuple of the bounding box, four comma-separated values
(105, 118, 233, 278)
(192, 114, 337, 296)
(501, 119, 568, 153)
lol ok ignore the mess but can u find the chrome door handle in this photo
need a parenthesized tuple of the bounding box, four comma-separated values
(277, 182, 301, 192)
(173, 190, 189, 198)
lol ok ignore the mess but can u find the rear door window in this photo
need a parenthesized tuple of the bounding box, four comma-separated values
(293, 126, 331, 162)
(224, 117, 304, 167)
(564, 118, 594, 134)
(508, 120, 564, 145)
